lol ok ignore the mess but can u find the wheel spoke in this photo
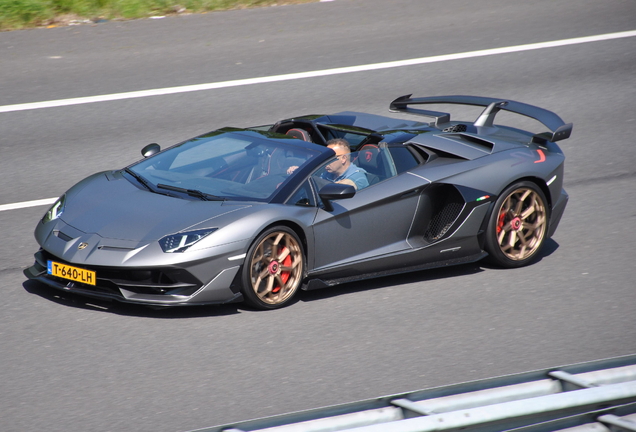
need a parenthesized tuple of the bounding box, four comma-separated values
(253, 244, 264, 263)
(507, 229, 517, 248)
(517, 244, 527, 259)
(502, 198, 512, 212)
(521, 204, 535, 220)
(277, 246, 290, 262)
(497, 227, 509, 247)
(532, 215, 546, 229)
(513, 195, 524, 215)
(520, 189, 532, 201)
(274, 274, 286, 296)
(521, 226, 534, 241)
(279, 263, 296, 272)
(498, 222, 512, 244)
(257, 266, 269, 280)
(272, 232, 284, 247)
(253, 274, 263, 289)
(263, 274, 275, 295)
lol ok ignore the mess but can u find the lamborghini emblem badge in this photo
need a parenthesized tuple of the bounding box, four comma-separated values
(78, 242, 89, 250)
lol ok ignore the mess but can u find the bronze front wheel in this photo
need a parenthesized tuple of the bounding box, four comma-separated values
(241, 226, 304, 309)
(485, 182, 549, 268)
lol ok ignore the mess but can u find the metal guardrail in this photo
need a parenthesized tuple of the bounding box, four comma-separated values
(509, 402, 636, 432)
(194, 355, 636, 432)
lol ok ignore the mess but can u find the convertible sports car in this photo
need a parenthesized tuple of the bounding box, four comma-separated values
(25, 95, 571, 309)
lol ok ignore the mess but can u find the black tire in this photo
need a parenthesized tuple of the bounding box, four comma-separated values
(241, 226, 305, 310)
(484, 181, 549, 268)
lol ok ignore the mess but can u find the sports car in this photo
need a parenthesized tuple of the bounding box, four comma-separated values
(24, 95, 571, 309)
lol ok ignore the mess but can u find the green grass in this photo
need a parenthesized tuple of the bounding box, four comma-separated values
(0, 0, 314, 31)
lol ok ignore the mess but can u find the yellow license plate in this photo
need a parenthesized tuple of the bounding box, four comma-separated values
(47, 261, 96, 286)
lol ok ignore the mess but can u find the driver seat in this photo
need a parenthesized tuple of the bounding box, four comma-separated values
(357, 144, 386, 183)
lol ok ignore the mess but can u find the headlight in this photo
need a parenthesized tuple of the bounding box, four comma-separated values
(42, 195, 66, 224)
(159, 228, 217, 253)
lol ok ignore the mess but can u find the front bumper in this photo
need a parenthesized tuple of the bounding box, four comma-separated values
(24, 249, 243, 306)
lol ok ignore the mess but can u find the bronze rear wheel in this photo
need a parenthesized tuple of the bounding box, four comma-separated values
(485, 182, 548, 268)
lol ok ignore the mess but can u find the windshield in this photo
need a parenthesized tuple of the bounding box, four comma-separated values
(129, 130, 321, 201)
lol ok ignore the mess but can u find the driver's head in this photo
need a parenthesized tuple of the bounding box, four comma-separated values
(325, 138, 351, 176)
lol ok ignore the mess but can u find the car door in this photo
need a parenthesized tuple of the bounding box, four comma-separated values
(309, 153, 428, 276)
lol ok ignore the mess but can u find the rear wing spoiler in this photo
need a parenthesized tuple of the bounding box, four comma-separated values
(390, 95, 573, 143)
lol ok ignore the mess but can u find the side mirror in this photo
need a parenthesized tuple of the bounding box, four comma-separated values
(318, 183, 356, 212)
(141, 143, 161, 158)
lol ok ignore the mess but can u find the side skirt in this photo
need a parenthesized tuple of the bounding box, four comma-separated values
(302, 251, 487, 291)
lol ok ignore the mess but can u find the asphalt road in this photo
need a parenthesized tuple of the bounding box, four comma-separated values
(1, 1, 635, 431)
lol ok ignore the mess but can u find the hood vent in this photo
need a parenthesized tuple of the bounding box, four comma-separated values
(98, 245, 136, 251)
(54, 231, 74, 242)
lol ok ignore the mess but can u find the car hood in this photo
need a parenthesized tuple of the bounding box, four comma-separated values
(60, 171, 251, 242)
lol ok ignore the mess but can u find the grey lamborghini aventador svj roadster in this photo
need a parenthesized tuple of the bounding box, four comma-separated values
(25, 95, 571, 309)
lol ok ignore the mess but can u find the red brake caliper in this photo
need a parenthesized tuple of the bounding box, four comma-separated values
(497, 211, 506, 234)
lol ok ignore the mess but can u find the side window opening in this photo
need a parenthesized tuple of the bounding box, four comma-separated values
(388, 146, 422, 173)
(287, 180, 316, 207)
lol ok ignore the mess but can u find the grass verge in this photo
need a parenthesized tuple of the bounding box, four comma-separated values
(0, 0, 314, 31)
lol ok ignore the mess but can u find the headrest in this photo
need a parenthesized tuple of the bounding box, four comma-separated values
(286, 128, 312, 142)
(358, 145, 379, 168)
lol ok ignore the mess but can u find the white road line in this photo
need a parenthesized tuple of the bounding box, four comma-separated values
(0, 198, 57, 212)
(2, 29, 635, 212)
(1, 30, 635, 115)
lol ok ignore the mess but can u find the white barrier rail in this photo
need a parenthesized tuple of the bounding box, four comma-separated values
(194, 355, 636, 432)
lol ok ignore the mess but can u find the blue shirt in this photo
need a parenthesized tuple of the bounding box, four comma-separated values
(324, 163, 369, 190)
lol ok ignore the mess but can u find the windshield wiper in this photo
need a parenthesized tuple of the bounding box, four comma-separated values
(124, 168, 152, 190)
(157, 184, 224, 201)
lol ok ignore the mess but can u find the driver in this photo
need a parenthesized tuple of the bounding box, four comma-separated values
(286, 138, 369, 190)
(320, 138, 369, 190)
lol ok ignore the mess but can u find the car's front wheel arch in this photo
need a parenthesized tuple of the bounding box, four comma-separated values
(259, 220, 308, 259)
